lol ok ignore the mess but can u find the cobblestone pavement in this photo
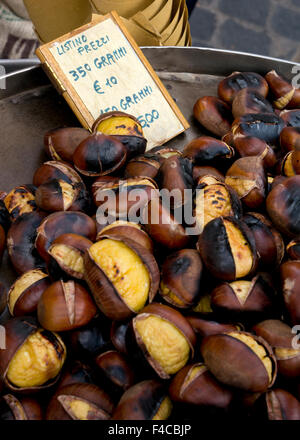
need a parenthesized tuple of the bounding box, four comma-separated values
(189, 0, 300, 62)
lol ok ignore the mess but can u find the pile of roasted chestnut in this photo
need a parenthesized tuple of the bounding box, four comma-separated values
(0, 68, 300, 421)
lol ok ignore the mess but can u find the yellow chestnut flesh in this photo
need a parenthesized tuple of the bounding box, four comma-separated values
(224, 220, 253, 278)
(193, 294, 213, 313)
(4, 189, 35, 216)
(225, 176, 255, 198)
(160, 281, 185, 306)
(8, 270, 48, 315)
(49, 244, 84, 275)
(96, 116, 143, 137)
(100, 220, 142, 235)
(89, 239, 150, 312)
(135, 315, 190, 375)
(58, 396, 108, 420)
(152, 396, 173, 420)
(203, 184, 232, 226)
(283, 153, 294, 177)
(59, 180, 75, 210)
(228, 331, 272, 382)
(6, 330, 66, 388)
(230, 280, 252, 305)
(275, 347, 300, 359)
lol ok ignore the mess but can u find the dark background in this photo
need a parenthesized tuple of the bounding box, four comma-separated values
(188, 0, 300, 62)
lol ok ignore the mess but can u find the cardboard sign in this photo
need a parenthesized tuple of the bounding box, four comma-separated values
(36, 11, 189, 149)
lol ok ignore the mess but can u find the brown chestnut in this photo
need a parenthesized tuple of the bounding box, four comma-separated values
(0, 283, 7, 317)
(169, 363, 233, 408)
(193, 165, 225, 183)
(183, 136, 234, 165)
(280, 109, 300, 127)
(4, 185, 37, 221)
(33, 160, 84, 187)
(265, 70, 300, 109)
(7, 211, 46, 274)
(44, 127, 90, 163)
(232, 113, 285, 144)
(110, 320, 131, 355)
(0, 316, 66, 392)
(35, 211, 96, 263)
(73, 133, 127, 177)
(47, 233, 93, 280)
(95, 350, 135, 391)
(218, 72, 269, 104)
(280, 127, 300, 152)
(201, 331, 276, 392)
(84, 236, 159, 320)
(0, 394, 43, 420)
(232, 135, 277, 170)
(287, 237, 300, 260)
(7, 269, 51, 317)
(243, 212, 284, 269)
(197, 216, 257, 281)
(280, 150, 300, 176)
(266, 176, 300, 238)
(193, 96, 232, 138)
(92, 111, 147, 159)
(132, 303, 196, 379)
(37, 280, 97, 332)
(265, 389, 300, 420)
(186, 316, 239, 338)
(46, 383, 114, 420)
(253, 319, 300, 379)
(225, 156, 267, 209)
(112, 380, 172, 420)
(232, 89, 273, 119)
(124, 153, 161, 179)
(280, 260, 300, 325)
(160, 249, 203, 308)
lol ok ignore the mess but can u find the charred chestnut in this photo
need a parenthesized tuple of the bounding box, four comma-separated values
(46, 383, 114, 420)
(265, 70, 300, 109)
(112, 380, 172, 420)
(225, 156, 267, 209)
(37, 280, 97, 332)
(35, 211, 96, 263)
(169, 363, 233, 408)
(280, 109, 300, 128)
(73, 133, 127, 177)
(232, 89, 273, 119)
(92, 111, 147, 159)
(266, 176, 300, 238)
(0, 316, 66, 391)
(0, 394, 43, 420)
(95, 350, 135, 391)
(8, 269, 51, 317)
(253, 319, 300, 379)
(84, 236, 159, 320)
(160, 249, 203, 308)
(44, 127, 90, 163)
(232, 113, 285, 143)
(33, 161, 84, 187)
(218, 72, 269, 104)
(4, 185, 37, 221)
(183, 136, 234, 166)
(132, 303, 196, 379)
(193, 96, 232, 137)
(201, 331, 276, 392)
(197, 217, 257, 281)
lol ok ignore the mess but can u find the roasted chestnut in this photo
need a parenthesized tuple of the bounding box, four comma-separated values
(280, 127, 300, 152)
(7, 269, 51, 317)
(253, 319, 300, 379)
(142, 197, 190, 250)
(186, 316, 239, 338)
(287, 237, 300, 260)
(37, 280, 97, 332)
(160, 249, 203, 308)
(7, 211, 46, 274)
(232, 89, 273, 119)
(280, 150, 300, 176)
(112, 380, 172, 420)
(192, 293, 214, 315)
(33, 161, 84, 187)
(169, 363, 233, 408)
(110, 320, 131, 355)
(232, 135, 277, 170)
(280, 260, 300, 325)
(124, 153, 162, 179)
(225, 156, 267, 209)
(210, 274, 275, 318)
(44, 127, 90, 163)
(218, 72, 269, 104)
(193, 96, 232, 137)
(0, 316, 66, 391)
(95, 350, 135, 391)
(280, 109, 300, 128)
(46, 383, 114, 420)
(265, 70, 300, 109)
(92, 111, 147, 159)
(4, 185, 37, 221)
(232, 113, 285, 143)
(35, 211, 96, 263)
(193, 165, 225, 183)
(0, 283, 7, 317)
(0, 394, 43, 420)
(84, 236, 159, 320)
(132, 303, 196, 379)
(73, 133, 127, 177)
(243, 212, 284, 269)
(57, 360, 96, 389)
(262, 389, 300, 420)
(201, 331, 276, 392)
(183, 136, 234, 166)
(266, 176, 300, 238)
(47, 233, 93, 280)
(197, 217, 257, 281)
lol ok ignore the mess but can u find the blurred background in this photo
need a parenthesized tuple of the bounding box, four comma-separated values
(0, 0, 299, 61)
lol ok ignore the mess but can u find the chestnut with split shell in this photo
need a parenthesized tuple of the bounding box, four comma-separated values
(193, 96, 233, 138)
(4, 185, 37, 222)
(286, 237, 300, 260)
(0, 394, 43, 420)
(264, 389, 300, 420)
(124, 153, 161, 179)
(218, 71, 269, 104)
(265, 70, 300, 110)
(44, 127, 90, 163)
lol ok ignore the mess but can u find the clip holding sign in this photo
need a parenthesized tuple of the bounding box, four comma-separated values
(36, 11, 189, 150)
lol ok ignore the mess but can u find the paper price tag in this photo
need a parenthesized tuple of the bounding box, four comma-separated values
(36, 11, 189, 150)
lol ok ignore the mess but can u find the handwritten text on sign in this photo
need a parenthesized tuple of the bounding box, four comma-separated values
(48, 16, 186, 149)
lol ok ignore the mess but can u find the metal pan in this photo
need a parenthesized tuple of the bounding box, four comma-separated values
(0, 47, 299, 289)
